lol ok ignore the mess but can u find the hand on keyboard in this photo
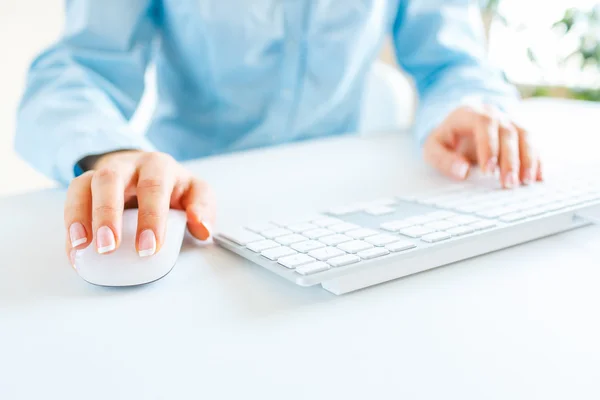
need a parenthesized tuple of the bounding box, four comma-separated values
(423, 104, 542, 189)
(63, 151, 215, 266)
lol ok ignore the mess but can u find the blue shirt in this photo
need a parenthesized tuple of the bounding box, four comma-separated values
(15, 0, 519, 185)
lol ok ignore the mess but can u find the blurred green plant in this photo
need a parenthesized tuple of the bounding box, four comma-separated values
(481, 1, 600, 101)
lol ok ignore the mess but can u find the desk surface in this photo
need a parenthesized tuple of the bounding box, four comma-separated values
(1, 99, 600, 400)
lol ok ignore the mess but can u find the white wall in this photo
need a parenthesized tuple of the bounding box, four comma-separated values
(0, 0, 63, 195)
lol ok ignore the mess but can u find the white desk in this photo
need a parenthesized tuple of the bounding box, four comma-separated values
(1, 99, 600, 399)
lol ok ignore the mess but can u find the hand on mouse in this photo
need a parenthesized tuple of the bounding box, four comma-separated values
(64, 150, 215, 266)
(423, 105, 543, 189)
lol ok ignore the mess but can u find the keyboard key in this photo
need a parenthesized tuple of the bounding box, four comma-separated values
(291, 240, 326, 253)
(399, 226, 435, 238)
(364, 205, 395, 216)
(446, 226, 474, 237)
(385, 240, 416, 252)
(261, 246, 297, 261)
(421, 232, 452, 243)
(368, 197, 397, 207)
(221, 229, 264, 245)
(346, 228, 379, 239)
(329, 222, 360, 233)
(319, 234, 352, 246)
(469, 220, 497, 231)
(245, 223, 278, 233)
(337, 240, 374, 254)
(328, 254, 361, 268)
(477, 206, 515, 219)
(380, 220, 413, 232)
(422, 220, 458, 231)
(246, 240, 280, 253)
(312, 217, 343, 227)
(261, 228, 293, 239)
(295, 261, 330, 276)
(275, 234, 308, 246)
(287, 222, 318, 233)
(328, 205, 362, 216)
(428, 211, 457, 219)
(447, 215, 480, 225)
(357, 247, 390, 260)
(278, 254, 316, 269)
(365, 234, 399, 246)
(304, 228, 334, 239)
(404, 214, 439, 225)
(308, 247, 347, 261)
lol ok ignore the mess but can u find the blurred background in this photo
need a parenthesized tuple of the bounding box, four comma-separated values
(0, 0, 598, 196)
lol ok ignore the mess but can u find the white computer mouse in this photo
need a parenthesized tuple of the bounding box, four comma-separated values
(74, 209, 188, 287)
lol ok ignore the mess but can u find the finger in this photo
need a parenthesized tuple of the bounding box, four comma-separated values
(64, 171, 93, 252)
(424, 136, 471, 181)
(474, 112, 500, 175)
(91, 166, 130, 254)
(65, 240, 77, 270)
(498, 124, 520, 189)
(180, 177, 217, 241)
(536, 159, 544, 181)
(516, 125, 536, 185)
(135, 153, 176, 257)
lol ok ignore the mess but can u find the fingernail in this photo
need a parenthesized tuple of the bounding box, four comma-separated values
(485, 157, 498, 175)
(504, 172, 518, 188)
(198, 220, 212, 241)
(69, 222, 87, 247)
(451, 161, 469, 180)
(97, 226, 116, 254)
(522, 168, 534, 185)
(138, 229, 157, 257)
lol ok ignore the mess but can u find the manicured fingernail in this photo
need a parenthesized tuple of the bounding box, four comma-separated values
(69, 222, 87, 247)
(97, 226, 116, 254)
(485, 157, 497, 175)
(523, 168, 535, 185)
(451, 161, 469, 180)
(138, 229, 156, 257)
(504, 172, 518, 188)
(198, 220, 212, 241)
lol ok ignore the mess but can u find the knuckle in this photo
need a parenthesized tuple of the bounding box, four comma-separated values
(478, 113, 494, 126)
(93, 167, 119, 183)
(138, 209, 162, 222)
(94, 204, 119, 217)
(137, 177, 166, 192)
(143, 151, 174, 165)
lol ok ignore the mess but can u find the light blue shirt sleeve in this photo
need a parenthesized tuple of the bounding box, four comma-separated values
(393, 0, 521, 146)
(15, 0, 158, 185)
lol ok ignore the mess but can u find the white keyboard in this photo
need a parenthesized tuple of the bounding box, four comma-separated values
(214, 177, 600, 295)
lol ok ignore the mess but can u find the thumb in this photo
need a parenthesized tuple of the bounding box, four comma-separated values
(424, 135, 471, 181)
(180, 178, 216, 241)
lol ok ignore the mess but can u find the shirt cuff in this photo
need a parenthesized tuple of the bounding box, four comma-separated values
(55, 129, 155, 185)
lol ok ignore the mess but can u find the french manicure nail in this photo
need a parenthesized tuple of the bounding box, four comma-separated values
(522, 168, 534, 185)
(138, 229, 157, 257)
(504, 172, 518, 188)
(451, 161, 469, 180)
(199, 220, 212, 241)
(69, 222, 87, 247)
(97, 226, 116, 254)
(485, 157, 497, 175)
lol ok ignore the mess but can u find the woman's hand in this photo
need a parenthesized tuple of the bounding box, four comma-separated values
(423, 105, 542, 188)
(64, 150, 215, 266)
